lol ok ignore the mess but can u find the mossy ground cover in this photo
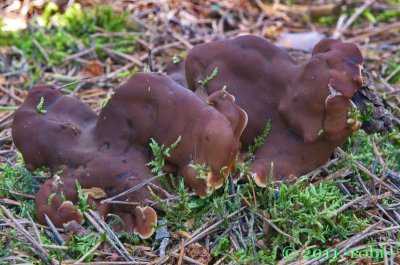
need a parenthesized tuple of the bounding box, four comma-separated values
(0, 1, 399, 264)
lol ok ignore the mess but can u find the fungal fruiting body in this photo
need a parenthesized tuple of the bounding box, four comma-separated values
(184, 35, 363, 186)
(13, 35, 368, 235)
(12, 73, 247, 236)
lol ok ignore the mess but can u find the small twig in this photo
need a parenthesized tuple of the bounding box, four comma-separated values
(232, 226, 247, 249)
(101, 173, 165, 204)
(31, 37, 52, 66)
(335, 194, 368, 215)
(148, 182, 172, 198)
(74, 261, 148, 265)
(169, 30, 193, 49)
(90, 32, 144, 38)
(366, 211, 393, 225)
(185, 207, 245, 246)
(385, 65, 400, 83)
(353, 173, 399, 225)
(314, 167, 349, 185)
(155, 207, 245, 265)
(0, 85, 24, 103)
(171, 252, 205, 265)
(303, 221, 383, 265)
(214, 254, 229, 265)
(44, 214, 65, 245)
(237, 191, 295, 241)
(347, 21, 400, 43)
(94, 62, 136, 82)
(41, 244, 69, 250)
(148, 49, 154, 72)
(336, 148, 397, 193)
(103, 47, 143, 67)
(0, 205, 54, 264)
(44, 73, 78, 83)
(57, 77, 90, 89)
(63, 47, 96, 61)
(177, 239, 185, 265)
(256, 211, 295, 241)
(209, 224, 234, 251)
(333, 0, 375, 39)
(0, 112, 14, 125)
(88, 209, 134, 261)
(248, 212, 256, 256)
(0, 256, 30, 263)
(84, 212, 132, 261)
(0, 106, 18, 111)
(102, 199, 153, 206)
(74, 240, 102, 264)
(27, 212, 42, 244)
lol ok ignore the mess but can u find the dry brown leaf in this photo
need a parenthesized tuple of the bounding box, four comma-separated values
(82, 187, 107, 199)
(80, 60, 104, 77)
(185, 243, 211, 265)
(184, 217, 195, 230)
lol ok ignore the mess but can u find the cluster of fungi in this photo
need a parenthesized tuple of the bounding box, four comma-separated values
(13, 35, 381, 238)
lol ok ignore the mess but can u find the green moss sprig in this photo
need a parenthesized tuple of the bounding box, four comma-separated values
(248, 120, 272, 156)
(146, 136, 181, 175)
(36, 97, 47, 114)
(198, 67, 218, 86)
(172, 56, 180, 64)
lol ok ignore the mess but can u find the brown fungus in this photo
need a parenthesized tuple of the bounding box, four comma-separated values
(12, 73, 246, 234)
(133, 206, 157, 239)
(95, 73, 247, 197)
(185, 35, 364, 186)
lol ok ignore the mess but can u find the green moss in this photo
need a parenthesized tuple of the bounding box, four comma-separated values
(376, 9, 400, 23)
(212, 236, 230, 257)
(262, 178, 364, 244)
(0, 3, 135, 86)
(343, 129, 400, 171)
(198, 67, 219, 86)
(214, 178, 370, 263)
(0, 164, 38, 198)
(248, 120, 272, 157)
(36, 96, 47, 114)
(155, 179, 193, 231)
(172, 56, 180, 64)
(146, 136, 181, 175)
(66, 233, 100, 261)
(385, 59, 400, 84)
(316, 16, 337, 26)
(75, 180, 89, 213)
(115, 66, 139, 78)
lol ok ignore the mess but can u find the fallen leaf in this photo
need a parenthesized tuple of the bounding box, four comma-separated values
(80, 60, 104, 77)
(186, 243, 211, 265)
(82, 187, 107, 199)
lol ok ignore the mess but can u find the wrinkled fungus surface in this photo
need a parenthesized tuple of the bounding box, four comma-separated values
(12, 73, 246, 235)
(13, 35, 383, 236)
(185, 35, 364, 186)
